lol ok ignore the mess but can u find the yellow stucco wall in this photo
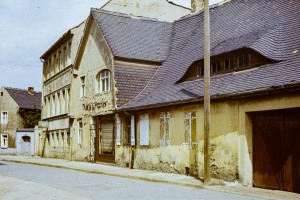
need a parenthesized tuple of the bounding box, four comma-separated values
(116, 91, 300, 183)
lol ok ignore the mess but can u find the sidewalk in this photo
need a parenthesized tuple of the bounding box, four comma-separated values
(1, 155, 299, 200)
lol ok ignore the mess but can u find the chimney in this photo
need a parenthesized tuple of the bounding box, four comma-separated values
(28, 87, 34, 95)
(191, 0, 204, 13)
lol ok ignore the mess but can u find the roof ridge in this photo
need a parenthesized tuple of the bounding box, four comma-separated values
(4, 87, 42, 93)
(91, 7, 172, 23)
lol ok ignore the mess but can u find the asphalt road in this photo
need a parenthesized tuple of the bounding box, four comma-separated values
(0, 161, 263, 200)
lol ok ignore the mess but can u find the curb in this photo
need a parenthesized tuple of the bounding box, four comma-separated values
(1, 159, 204, 190)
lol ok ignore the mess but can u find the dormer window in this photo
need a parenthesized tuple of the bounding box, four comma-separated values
(211, 61, 222, 73)
(237, 54, 249, 68)
(178, 48, 276, 83)
(224, 57, 234, 70)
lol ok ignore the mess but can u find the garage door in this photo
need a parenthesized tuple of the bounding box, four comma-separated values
(253, 108, 300, 193)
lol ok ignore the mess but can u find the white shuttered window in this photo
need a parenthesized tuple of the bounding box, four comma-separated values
(131, 115, 135, 146)
(139, 113, 149, 146)
(116, 117, 121, 145)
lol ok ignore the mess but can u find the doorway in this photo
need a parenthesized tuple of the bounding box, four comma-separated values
(95, 115, 115, 163)
(253, 108, 300, 193)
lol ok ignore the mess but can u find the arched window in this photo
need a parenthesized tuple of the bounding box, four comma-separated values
(96, 69, 111, 93)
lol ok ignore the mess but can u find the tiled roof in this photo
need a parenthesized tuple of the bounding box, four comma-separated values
(114, 61, 159, 107)
(5, 87, 42, 110)
(92, 8, 173, 62)
(121, 0, 300, 110)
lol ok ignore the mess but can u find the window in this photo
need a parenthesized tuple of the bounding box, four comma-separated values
(116, 117, 121, 146)
(97, 70, 111, 93)
(160, 112, 170, 147)
(224, 57, 234, 70)
(80, 76, 86, 97)
(140, 113, 149, 146)
(63, 46, 67, 68)
(66, 132, 70, 147)
(184, 112, 197, 149)
(1, 112, 8, 124)
(211, 61, 222, 73)
(78, 120, 83, 144)
(125, 115, 135, 145)
(1, 134, 8, 148)
(237, 54, 249, 68)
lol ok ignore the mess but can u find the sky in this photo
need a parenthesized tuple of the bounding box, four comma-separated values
(0, 0, 222, 91)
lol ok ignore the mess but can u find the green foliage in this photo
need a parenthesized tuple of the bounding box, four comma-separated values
(18, 108, 41, 128)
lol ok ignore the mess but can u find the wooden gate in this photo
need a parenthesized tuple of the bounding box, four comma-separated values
(253, 108, 300, 193)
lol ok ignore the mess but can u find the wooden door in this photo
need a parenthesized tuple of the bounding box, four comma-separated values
(253, 111, 283, 190)
(253, 108, 300, 193)
(283, 109, 300, 193)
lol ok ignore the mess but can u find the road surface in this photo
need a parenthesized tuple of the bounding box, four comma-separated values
(0, 161, 262, 200)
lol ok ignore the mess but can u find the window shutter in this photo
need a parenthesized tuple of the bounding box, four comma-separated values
(116, 117, 121, 146)
(130, 115, 135, 146)
(140, 113, 149, 146)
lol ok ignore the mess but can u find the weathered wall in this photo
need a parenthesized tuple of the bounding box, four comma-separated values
(69, 19, 115, 161)
(16, 131, 35, 156)
(41, 21, 86, 160)
(0, 87, 20, 151)
(116, 101, 239, 181)
(102, 0, 190, 22)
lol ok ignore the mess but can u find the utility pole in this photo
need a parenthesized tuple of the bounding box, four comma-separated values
(203, 0, 211, 184)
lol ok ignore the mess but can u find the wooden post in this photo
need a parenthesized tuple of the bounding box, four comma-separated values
(203, 0, 211, 184)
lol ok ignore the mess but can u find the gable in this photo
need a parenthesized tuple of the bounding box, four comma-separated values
(91, 8, 173, 63)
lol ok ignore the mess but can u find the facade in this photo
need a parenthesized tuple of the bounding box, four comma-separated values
(71, 0, 300, 194)
(0, 87, 41, 155)
(40, 22, 85, 159)
(40, 0, 300, 194)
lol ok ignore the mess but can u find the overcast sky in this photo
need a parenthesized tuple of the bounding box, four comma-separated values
(0, 0, 222, 91)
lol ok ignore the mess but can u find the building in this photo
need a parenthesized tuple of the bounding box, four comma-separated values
(40, 22, 85, 159)
(40, 0, 300, 193)
(40, 0, 190, 160)
(71, 0, 300, 193)
(116, 0, 300, 193)
(0, 87, 41, 155)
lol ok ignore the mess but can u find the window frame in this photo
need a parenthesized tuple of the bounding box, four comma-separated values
(80, 76, 86, 98)
(183, 112, 197, 149)
(160, 112, 170, 147)
(78, 120, 83, 145)
(97, 69, 111, 93)
(1, 134, 8, 149)
(1, 111, 8, 124)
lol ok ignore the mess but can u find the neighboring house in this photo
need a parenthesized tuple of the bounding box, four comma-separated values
(0, 87, 41, 155)
(70, 0, 299, 194)
(102, 0, 190, 22)
(40, 22, 85, 159)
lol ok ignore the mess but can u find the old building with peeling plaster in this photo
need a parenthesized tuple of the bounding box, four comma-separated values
(40, 0, 300, 194)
